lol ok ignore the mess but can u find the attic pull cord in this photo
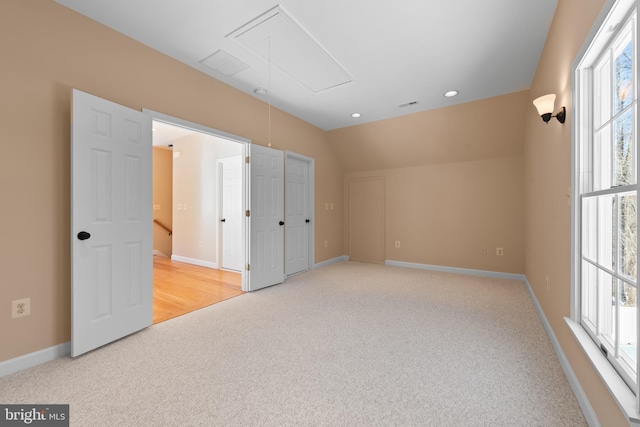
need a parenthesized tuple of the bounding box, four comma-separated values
(268, 36, 272, 149)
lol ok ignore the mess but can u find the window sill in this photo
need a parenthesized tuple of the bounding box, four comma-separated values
(565, 317, 640, 425)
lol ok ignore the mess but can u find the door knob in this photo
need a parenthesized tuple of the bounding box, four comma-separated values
(305, 219, 310, 223)
(221, 218, 226, 222)
(77, 231, 91, 241)
(279, 221, 285, 226)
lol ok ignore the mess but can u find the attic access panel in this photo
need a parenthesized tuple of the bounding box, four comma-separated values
(227, 5, 353, 93)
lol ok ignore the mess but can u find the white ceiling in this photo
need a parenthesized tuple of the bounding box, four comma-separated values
(152, 120, 196, 148)
(54, 0, 557, 131)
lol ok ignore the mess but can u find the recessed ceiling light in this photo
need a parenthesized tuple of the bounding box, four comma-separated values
(351, 113, 362, 118)
(444, 90, 459, 97)
(254, 87, 268, 96)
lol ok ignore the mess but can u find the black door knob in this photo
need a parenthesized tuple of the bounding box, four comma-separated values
(279, 221, 285, 226)
(221, 218, 226, 222)
(305, 219, 310, 223)
(77, 231, 91, 241)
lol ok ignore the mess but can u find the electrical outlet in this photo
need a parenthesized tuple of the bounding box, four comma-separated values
(496, 247, 504, 256)
(324, 240, 328, 248)
(481, 247, 487, 255)
(395, 241, 400, 248)
(11, 298, 31, 319)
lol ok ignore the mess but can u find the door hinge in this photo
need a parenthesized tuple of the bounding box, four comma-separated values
(246, 210, 250, 217)
(246, 264, 250, 271)
(245, 156, 250, 164)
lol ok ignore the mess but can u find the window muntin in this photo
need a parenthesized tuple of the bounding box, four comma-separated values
(578, 11, 638, 392)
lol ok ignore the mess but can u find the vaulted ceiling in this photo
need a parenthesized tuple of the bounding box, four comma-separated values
(54, 0, 557, 131)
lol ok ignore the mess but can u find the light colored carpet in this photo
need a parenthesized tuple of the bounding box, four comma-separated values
(0, 261, 586, 426)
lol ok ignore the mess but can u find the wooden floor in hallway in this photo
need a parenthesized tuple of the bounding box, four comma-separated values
(153, 256, 243, 324)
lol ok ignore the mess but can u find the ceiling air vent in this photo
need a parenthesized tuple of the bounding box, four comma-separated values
(200, 50, 249, 77)
(398, 100, 419, 109)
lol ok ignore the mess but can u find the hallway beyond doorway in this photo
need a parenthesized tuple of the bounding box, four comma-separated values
(153, 256, 243, 324)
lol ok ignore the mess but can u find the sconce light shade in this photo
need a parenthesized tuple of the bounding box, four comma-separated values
(533, 94, 556, 116)
(533, 94, 566, 124)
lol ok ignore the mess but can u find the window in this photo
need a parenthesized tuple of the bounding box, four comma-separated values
(573, 0, 639, 412)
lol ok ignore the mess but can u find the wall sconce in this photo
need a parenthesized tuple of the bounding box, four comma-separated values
(533, 94, 566, 124)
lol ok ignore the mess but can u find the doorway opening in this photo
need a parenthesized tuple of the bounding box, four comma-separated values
(151, 119, 245, 323)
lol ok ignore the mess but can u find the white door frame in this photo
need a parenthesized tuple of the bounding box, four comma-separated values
(284, 151, 315, 275)
(143, 109, 251, 291)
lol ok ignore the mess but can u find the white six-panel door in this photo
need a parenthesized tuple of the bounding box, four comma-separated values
(285, 154, 311, 276)
(70, 95, 311, 354)
(71, 96, 307, 355)
(220, 155, 243, 272)
(71, 89, 153, 357)
(248, 144, 285, 291)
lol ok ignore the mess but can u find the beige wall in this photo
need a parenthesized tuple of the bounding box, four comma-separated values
(328, 90, 529, 172)
(172, 135, 217, 265)
(525, 0, 628, 425)
(0, 1, 343, 363)
(344, 157, 525, 273)
(333, 91, 528, 274)
(153, 148, 173, 257)
(171, 133, 243, 266)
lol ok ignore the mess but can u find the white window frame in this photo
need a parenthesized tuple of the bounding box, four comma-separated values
(568, 0, 640, 423)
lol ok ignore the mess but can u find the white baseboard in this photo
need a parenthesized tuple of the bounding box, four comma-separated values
(171, 255, 218, 269)
(314, 255, 349, 269)
(0, 342, 70, 378)
(523, 278, 600, 427)
(385, 259, 526, 281)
